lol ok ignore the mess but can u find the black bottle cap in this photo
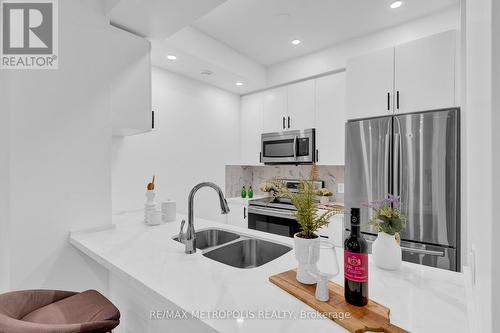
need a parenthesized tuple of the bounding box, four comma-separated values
(350, 208, 360, 225)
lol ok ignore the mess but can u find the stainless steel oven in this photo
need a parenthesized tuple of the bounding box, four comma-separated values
(248, 204, 301, 238)
(247, 180, 324, 238)
(260, 129, 316, 165)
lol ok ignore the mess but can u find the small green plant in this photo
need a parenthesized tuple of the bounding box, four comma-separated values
(316, 188, 333, 197)
(368, 195, 406, 236)
(280, 181, 336, 239)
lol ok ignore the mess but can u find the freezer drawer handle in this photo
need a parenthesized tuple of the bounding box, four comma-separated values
(400, 246, 445, 257)
(364, 237, 445, 257)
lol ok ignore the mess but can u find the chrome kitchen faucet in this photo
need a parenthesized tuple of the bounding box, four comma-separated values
(179, 182, 230, 254)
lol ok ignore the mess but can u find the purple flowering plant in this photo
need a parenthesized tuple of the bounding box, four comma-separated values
(367, 194, 406, 236)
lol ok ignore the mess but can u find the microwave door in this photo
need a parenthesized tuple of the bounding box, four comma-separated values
(262, 138, 296, 164)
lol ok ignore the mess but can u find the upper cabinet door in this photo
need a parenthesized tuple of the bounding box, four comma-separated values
(394, 30, 456, 114)
(263, 86, 287, 133)
(240, 93, 264, 165)
(109, 26, 152, 136)
(287, 80, 315, 130)
(346, 48, 394, 120)
(315, 72, 346, 165)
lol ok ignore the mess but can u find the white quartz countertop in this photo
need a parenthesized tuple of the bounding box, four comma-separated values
(226, 196, 265, 205)
(70, 212, 468, 333)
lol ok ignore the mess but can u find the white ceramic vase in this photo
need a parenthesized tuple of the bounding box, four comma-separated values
(319, 196, 330, 204)
(294, 233, 320, 284)
(372, 232, 402, 270)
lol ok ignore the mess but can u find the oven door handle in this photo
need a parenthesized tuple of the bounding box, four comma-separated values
(248, 206, 296, 220)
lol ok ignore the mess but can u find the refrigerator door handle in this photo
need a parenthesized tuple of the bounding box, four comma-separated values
(393, 117, 403, 197)
(393, 133, 401, 196)
(384, 133, 391, 196)
(401, 246, 445, 257)
(364, 237, 445, 257)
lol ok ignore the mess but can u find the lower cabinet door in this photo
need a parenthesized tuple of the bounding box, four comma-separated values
(226, 203, 248, 227)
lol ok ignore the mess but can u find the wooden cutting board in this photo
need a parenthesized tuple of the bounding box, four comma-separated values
(269, 270, 409, 333)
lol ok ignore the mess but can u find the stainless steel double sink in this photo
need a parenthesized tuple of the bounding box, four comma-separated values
(173, 229, 292, 268)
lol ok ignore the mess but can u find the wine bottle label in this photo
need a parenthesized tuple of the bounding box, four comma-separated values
(344, 251, 368, 282)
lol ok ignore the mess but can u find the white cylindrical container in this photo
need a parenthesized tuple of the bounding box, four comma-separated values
(161, 200, 176, 222)
(144, 190, 157, 223)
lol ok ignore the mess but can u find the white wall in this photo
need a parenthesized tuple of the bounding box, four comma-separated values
(0, 74, 10, 292)
(463, 0, 496, 332)
(267, 5, 460, 86)
(492, 2, 500, 330)
(2, 0, 111, 292)
(112, 67, 240, 222)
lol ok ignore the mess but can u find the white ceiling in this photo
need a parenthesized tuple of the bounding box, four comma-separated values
(111, 0, 459, 94)
(192, 0, 458, 66)
(107, 0, 226, 38)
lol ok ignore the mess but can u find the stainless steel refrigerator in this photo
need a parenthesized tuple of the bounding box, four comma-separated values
(344, 108, 460, 271)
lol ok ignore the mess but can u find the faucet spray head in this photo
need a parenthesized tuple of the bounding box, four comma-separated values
(220, 197, 230, 215)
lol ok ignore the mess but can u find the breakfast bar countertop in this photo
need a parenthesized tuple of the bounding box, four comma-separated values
(70, 211, 469, 333)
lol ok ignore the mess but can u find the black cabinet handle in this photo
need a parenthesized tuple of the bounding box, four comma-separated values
(244, 207, 247, 219)
(282, 116, 285, 129)
(259, 152, 262, 163)
(152, 110, 155, 129)
(396, 91, 400, 109)
(316, 149, 319, 163)
(387, 93, 390, 111)
(287, 116, 291, 129)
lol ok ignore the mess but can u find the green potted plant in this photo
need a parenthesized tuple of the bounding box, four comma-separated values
(316, 188, 333, 204)
(279, 180, 336, 284)
(368, 195, 406, 270)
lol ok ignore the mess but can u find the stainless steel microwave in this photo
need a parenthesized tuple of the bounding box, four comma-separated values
(260, 129, 316, 165)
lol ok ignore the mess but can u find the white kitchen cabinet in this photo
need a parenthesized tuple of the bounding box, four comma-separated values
(226, 201, 248, 228)
(109, 26, 152, 136)
(394, 30, 456, 114)
(315, 73, 346, 165)
(346, 31, 457, 120)
(287, 80, 315, 130)
(346, 47, 394, 120)
(263, 86, 288, 133)
(240, 93, 264, 165)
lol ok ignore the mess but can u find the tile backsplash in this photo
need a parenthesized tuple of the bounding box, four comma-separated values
(225, 165, 345, 202)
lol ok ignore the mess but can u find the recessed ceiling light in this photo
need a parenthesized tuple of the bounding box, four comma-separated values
(235, 82, 244, 86)
(166, 55, 177, 60)
(390, 1, 403, 9)
(291, 39, 301, 45)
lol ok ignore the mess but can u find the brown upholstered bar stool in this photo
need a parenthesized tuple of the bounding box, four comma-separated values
(0, 289, 120, 333)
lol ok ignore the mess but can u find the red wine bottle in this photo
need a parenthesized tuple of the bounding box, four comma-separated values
(344, 207, 368, 306)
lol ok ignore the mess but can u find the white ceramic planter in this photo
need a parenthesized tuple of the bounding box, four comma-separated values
(372, 232, 402, 270)
(294, 233, 320, 284)
(319, 196, 331, 204)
